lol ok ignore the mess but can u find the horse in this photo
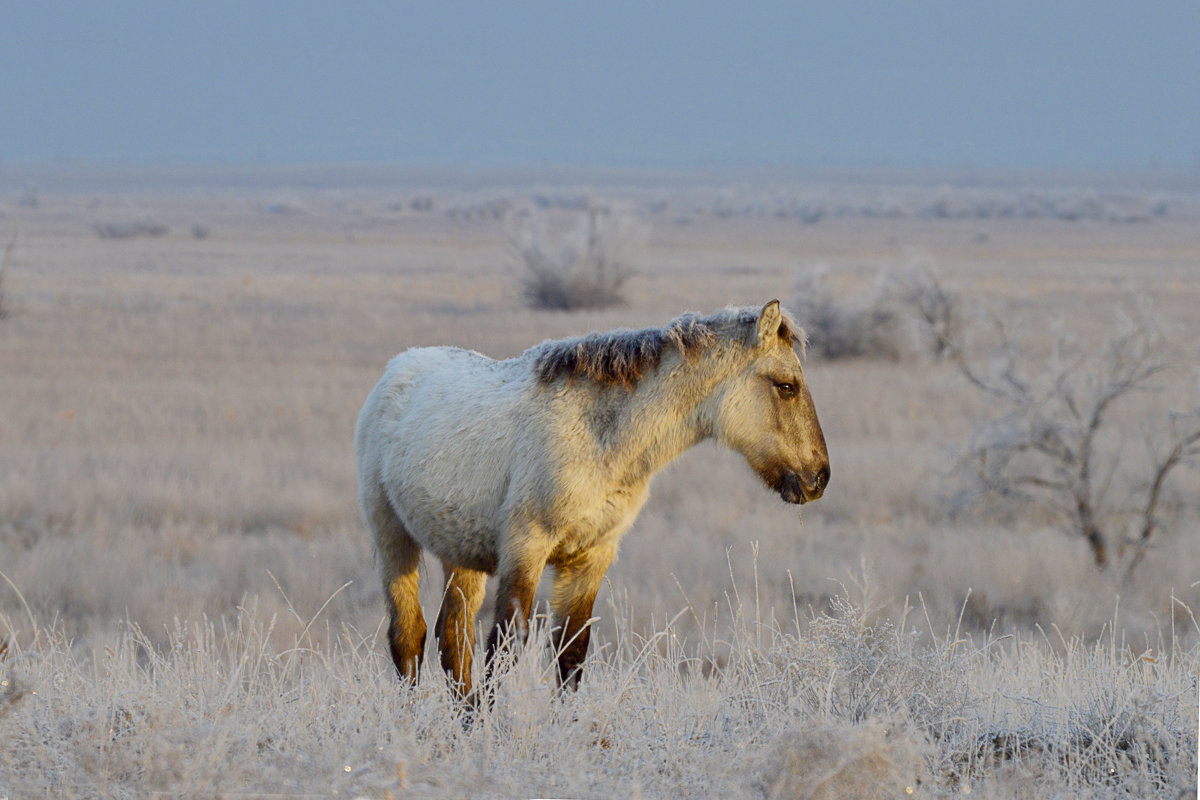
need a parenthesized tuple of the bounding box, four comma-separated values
(355, 300, 829, 698)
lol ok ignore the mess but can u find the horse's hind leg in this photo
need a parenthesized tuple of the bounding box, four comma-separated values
(368, 498, 426, 683)
(435, 561, 486, 699)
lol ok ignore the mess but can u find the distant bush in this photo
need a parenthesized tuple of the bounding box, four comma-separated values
(660, 185, 1176, 225)
(791, 266, 910, 360)
(448, 197, 512, 223)
(263, 198, 307, 216)
(791, 264, 959, 360)
(513, 205, 645, 311)
(18, 185, 40, 209)
(93, 218, 170, 239)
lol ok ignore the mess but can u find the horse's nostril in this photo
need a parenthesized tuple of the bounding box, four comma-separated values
(807, 465, 830, 495)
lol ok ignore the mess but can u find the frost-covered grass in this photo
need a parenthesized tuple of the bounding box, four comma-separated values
(2, 576, 1195, 798)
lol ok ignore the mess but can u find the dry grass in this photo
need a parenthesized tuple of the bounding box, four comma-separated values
(1, 170, 1198, 796)
(2, 576, 1194, 798)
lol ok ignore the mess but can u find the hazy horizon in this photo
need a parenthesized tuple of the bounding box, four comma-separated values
(3, 2, 1199, 172)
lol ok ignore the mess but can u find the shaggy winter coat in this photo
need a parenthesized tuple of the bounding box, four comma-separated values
(355, 301, 829, 697)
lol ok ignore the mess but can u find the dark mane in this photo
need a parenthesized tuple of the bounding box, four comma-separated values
(531, 306, 802, 389)
(532, 312, 717, 389)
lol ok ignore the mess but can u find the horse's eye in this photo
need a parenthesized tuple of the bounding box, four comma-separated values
(774, 381, 798, 399)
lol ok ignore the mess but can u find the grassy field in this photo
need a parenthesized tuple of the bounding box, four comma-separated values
(1, 168, 1198, 797)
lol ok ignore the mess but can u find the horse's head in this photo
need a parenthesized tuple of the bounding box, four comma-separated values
(714, 301, 830, 505)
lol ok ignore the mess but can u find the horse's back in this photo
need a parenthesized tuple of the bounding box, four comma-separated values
(356, 347, 470, 469)
(356, 346, 536, 569)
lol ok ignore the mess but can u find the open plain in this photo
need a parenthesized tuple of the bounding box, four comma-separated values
(1, 166, 1198, 797)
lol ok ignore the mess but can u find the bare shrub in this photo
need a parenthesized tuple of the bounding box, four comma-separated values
(17, 185, 40, 209)
(450, 197, 512, 222)
(791, 263, 961, 360)
(945, 309, 1200, 576)
(513, 204, 644, 311)
(263, 198, 307, 216)
(781, 593, 974, 728)
(791, 266, 910, 360)
(408, 195, 435, 212)
(887, 265, 963, 361)
(92, 217, 170, 239)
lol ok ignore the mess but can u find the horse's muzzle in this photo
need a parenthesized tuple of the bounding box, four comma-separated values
(779, 466, 829, 505)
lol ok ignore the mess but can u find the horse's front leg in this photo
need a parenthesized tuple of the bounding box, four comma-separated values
(483, 538, 552, 684)
(551, 543, 616, 690)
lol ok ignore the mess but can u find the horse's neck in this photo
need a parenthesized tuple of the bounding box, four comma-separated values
(610, 355, 728, 484)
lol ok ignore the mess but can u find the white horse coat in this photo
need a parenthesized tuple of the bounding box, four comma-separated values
(356, 301, 829, 696)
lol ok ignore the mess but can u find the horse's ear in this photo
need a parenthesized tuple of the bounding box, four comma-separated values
(756, 300, 783, 346)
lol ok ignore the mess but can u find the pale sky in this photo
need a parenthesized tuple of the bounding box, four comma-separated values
(2, 1, 1198, 170)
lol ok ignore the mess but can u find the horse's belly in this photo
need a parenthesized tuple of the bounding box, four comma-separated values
(388, 472, 506, 573)
(421, 515, 500, 573)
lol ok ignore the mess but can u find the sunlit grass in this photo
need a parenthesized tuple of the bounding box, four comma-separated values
(2, 564, 1194, 798)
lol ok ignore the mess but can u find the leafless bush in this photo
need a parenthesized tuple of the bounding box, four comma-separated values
(263, 198, 307, 216)
(92, 217, 170, 239)
(946, 309, 1200, 577)
(514, 204, 644, 311)
(448, 197, 512, 222)
(674, 186, 1175, 224)
(791, 264, 961, 360)
(887, 266, 963, 360)
(17, 185, 40, 209)
(791, 266, 909, 360)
